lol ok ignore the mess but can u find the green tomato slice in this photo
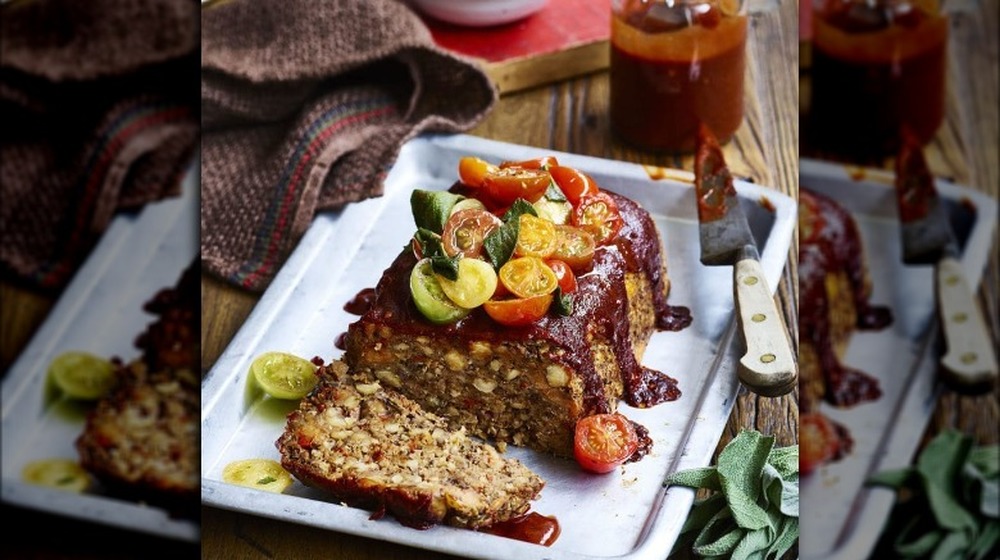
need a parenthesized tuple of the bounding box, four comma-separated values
(222, 459, 293, 493)
(22, 459, 90, 492)
(436, 258, 498, 309)
(250, 351, 319, 400)
(48, 351, 115, 400)
(410, 258, 471, 324)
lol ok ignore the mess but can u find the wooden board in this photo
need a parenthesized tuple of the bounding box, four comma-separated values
(421, 0, 610, 94)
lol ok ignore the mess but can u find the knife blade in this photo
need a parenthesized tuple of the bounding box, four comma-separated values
(694, 125, 797, 397)
(895, 134, 997, 390)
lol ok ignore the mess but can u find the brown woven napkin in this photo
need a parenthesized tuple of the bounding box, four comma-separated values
(0, 0, 199, 291)
(201, 0, 497, 292)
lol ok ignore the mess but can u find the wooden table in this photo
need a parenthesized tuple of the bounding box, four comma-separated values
(1, 0, 995, 557)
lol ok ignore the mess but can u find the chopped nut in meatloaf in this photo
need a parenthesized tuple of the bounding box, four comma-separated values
(75, 261, 199, 516)
(344, 190, 681, 458)
(277, 360, 544, 529)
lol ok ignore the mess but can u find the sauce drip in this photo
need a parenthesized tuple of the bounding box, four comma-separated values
(481, 513, 560, 547)
(344, 288, 376, 315)
(334, 332, 348, 351)
(625, 421, 654, 464)
(656, 303, 693, 332)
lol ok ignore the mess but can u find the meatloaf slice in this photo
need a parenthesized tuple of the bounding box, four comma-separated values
(344, 190, 680, 458)
(277, 360, 544, 530)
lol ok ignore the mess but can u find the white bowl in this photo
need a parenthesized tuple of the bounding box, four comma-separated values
(409, 0, 549, 27)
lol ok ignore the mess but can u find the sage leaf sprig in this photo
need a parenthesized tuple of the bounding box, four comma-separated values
(867, 430, 999, 560)
(665, 430, 798, 560)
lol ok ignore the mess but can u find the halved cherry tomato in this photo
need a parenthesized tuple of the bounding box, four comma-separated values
(483, 294, 553, 326)
(545, 259, 578, 294)
(514, 215, 557, 258)
(800, 412, 841, 476)
(572, 193, 623, 245)
(574, 413, 639, 474)
(483, 167, 552, 206)
(458, 156, 498, 188)
(549, 166, 599, 206)
(442, 209, 503, 258)
(500, 156, 559, 170)
(499, 257, 558, 299)
(552, 225, 596, 271)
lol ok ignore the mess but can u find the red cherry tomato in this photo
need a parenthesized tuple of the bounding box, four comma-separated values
(572, 193, 624, 245)
(500, 156, 560, 170)
(459, 156, 498, 188)
(483, 167, 552, 207)
(441, 209, 503, 259)
(483, 294, 553, 327)
(549, 166, 599, 206)
(545, 259, 577, 294)
(574, 413, 639, 474)
(800, 412, 841, 476)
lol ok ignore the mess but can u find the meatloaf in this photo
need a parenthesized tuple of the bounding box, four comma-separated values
(344, 190, 680, 458)
(75, 261, 199, 516)
(277, 360, 544, 529)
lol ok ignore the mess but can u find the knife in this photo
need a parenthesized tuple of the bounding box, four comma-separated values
(895, 134, 998, 391)
(694, 125, 797, 397)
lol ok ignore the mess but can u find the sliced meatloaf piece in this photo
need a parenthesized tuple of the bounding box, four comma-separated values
(344, 190, 680, 458)
(277, 360, 544, 529)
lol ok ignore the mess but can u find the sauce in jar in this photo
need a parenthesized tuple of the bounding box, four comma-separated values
(610, 0, 747, 153)
(808, 0, 947, 158)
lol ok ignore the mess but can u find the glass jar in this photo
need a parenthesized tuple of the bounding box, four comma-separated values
(609, 0, 748, 153)
(808, 0, 948, 158)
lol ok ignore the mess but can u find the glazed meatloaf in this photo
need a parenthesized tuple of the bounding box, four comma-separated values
(798, 189, 892, 410)
(277, 360, 544, 529)
(75, 261, 199, 515)
(344, 191, 680, 458)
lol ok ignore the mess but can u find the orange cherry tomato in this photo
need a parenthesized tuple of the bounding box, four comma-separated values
(572, 193, 623, 245)
(459, 156, 499, 188)
(483, 167, 552, 206)
(514, 215, 557, 259)
(574, 413, 639, 474)
(483, 294, 553, 327)
(800, 412, 841, 476)
(499, 256, 558, 299)
(549, 166, 599, 206)
(442, 209, 503, 259)
(500, 156, 559, 170)
(552, 225, 596, 271)
(545, 259, 578, 294)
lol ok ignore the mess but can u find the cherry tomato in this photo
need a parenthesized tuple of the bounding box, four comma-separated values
(549, 166, 599, 206)
(514, 215, 557, 259)
(459, 156, 498, 188)
(573, 413, 639, 474)
(442, 209, 503, 259)
(572, 193, 624, 245)
(499, 257, 559, 299)
(800, 412, 841, 476)
(552, 225, 596, 271)
(545, 259, 578, 294)
(500, 156, 559, 170)
(483, 294, 553, 327)
(483, 167, 552, 206)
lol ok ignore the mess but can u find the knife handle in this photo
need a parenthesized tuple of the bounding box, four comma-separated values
(733, 257, 797, 397)
(936, 257, 998, 390)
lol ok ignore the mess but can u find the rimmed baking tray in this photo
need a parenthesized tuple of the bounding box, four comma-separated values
(0, 166, 200, 542)
(798, 158, 997, 560)
(200, 133, 797, 559)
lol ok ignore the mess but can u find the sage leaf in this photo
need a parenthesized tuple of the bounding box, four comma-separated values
(767, 445, 799, 480)
(430, 254, 461, 281)
(718, 430, 774, 530)
(969, 520, 999, 560)
(413, 228, 445, 259)
(868, 467, 913, 489)
(501, 198, 537, 223)
(544, 181, 567, 202)
(918, 430, 972, 494)
(766, 516, 798, 560)
(730, 526, 771, 560)
(411, 190, 463, 234)
(980, 478, 998, 518)
(922, 471, 978, 531)
(681, 493, 728, 535)
(666, 467, 721, 491)
(930, 530, 970, 560)
(895, 526, 943, 557)
(693, 513, 742, 557)
(968, 446, 999, 479)
(483, 220, 519, 271)
(553, 287, 573, 316)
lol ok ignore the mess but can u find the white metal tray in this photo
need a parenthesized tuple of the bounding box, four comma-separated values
(200, 134, 796, 559)
(1, 165, 200, 542)
(798, 158, 997, 560)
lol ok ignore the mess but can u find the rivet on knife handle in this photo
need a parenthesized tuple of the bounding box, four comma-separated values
(733, 257, 797, 396)
(936, 257, 998, 390)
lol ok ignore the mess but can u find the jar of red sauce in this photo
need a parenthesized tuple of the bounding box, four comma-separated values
(808, 0, 947, 158)
(610, 0, 748, 153)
